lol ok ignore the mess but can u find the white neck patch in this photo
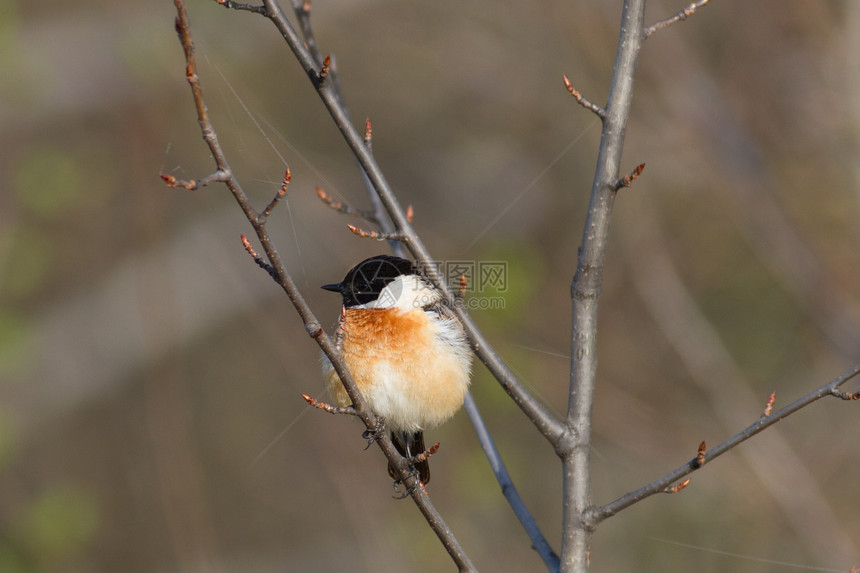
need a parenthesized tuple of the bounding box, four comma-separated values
(354, 274, 441, 310)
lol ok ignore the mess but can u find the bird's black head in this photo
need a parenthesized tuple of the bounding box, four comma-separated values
(322, 255, 418, 308)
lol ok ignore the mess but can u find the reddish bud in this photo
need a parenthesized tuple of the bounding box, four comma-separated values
(763, 392, 776, 416)
(696, 441, 706, 466)
(240, 234, 258, 258)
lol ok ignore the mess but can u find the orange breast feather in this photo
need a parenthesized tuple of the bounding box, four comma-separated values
(326, 307, 468, 431)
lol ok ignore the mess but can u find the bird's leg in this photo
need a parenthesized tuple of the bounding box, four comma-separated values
(361, 417, 386, 450)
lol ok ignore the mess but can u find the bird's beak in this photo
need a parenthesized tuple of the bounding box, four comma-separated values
(321, 283, 343, 293)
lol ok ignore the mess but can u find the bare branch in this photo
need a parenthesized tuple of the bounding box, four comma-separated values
(301, 393, 360, 417)
(346, 224, 407, 242)
(563, 1, 646, 569)
(562, 74, 605, 119)
(259, 168, 290, 223)
(589, 363, 860, 524)
(314, 186, 375, 220)
(214, 0, 267, 15)
(160, 170, 229, 190)
(240, 234, 278, 281)
(645, 0, 713, 38)
(830, 388, 860, 401)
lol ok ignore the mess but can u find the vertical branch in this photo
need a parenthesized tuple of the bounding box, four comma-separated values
(562, 0, 646, 571)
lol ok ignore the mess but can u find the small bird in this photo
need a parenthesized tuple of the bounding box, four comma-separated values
(321, 255, 472, 484)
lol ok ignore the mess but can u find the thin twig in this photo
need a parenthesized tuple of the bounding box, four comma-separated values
(160, 170, 230, 190)
(611, 162, 645, 191)
(645, 0, 713, 38)
(346, 224, 407, 242)
(562, 74, 605, 119)
(589, 363, 860, 523)
(259, 168, 290, 223)
(301, 393, 360, 416)
(214, 0, 267, 15)
(315, 186, 376, 220)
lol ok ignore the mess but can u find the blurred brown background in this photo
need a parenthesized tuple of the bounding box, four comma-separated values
(1, 0, 859, 571)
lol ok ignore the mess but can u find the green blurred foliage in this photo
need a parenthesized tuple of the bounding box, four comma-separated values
(0, 224, 53, 299)
(15, 485, 100, 570)
(0, 309, 32, 379)
(14, 147, 82, 219)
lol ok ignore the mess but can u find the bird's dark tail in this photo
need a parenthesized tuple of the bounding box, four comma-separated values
(388, 431, 430, 484)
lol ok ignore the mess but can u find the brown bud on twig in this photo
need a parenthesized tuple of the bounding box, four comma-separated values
(364, 118, 373, 146)
(613, 163, 646, 191)
(240, 235, 278, 281)
(414, 443, 441, 465)
(831, 388, 860, 400)
(663, 478, 691, 494)
(459, 273, 467, 298)
(646, 0, 713, 38)
(240, 234, 258, 258)
(160, 173, 199, 190)
(562, 74, 605, 119)
(406, 204, 414, 223)
(260, 168, 291, 222)
(160, 170, 228, 190)
(762, 392, 776, 416)
(696, 441, 706, 467)
(319, 55, 331, 83)
(347, 224, 406, 242)
(315, 186, 370, 218)
(301, 393, 359, 416)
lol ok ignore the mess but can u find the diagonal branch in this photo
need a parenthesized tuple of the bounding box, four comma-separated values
(590, 363, 860, 523)
(168, 3, 475, 570)
(645, 0, 714, 38)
